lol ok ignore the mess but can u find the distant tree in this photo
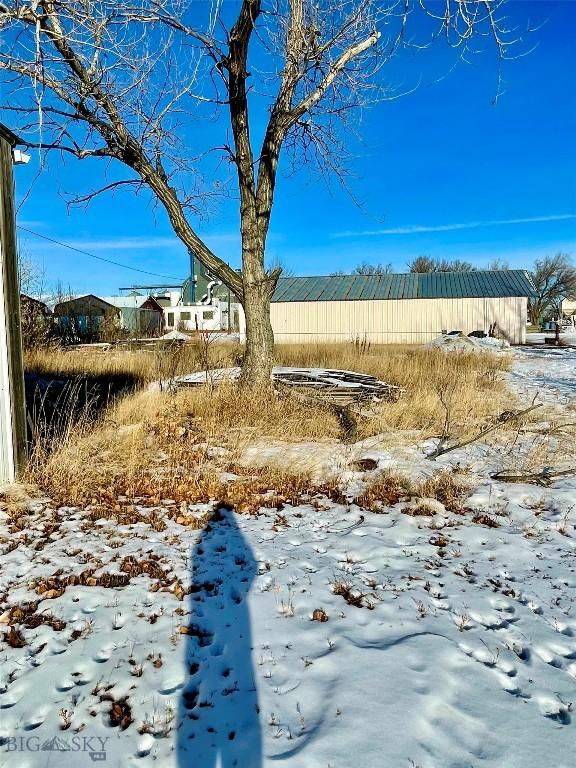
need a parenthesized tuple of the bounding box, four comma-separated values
(488, 258, 509, 270)
(528, 254, 576, 324)
(437, 259, 476, 272)
(330, 262, 393, 276)
(19, 254, 41, 293)
(18, 253, 53, 349)
(408, 256, 435, 273)
(408, 256, 476, 273)
(353, 262, 393, 275)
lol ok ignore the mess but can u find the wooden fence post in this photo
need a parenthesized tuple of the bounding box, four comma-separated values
(0, 124, 27, 484)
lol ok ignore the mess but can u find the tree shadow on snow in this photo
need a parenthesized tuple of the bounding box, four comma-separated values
(178, 508, 262, 768)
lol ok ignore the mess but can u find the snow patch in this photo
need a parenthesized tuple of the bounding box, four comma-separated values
(428, 333, 511, 353)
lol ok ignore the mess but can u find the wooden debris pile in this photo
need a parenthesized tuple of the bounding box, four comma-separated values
(272, 368, 403, 404)
(171, 367, 404, 405)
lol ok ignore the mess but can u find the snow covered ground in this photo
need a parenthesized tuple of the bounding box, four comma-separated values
(1, 347, 575, 768)
(508, 346, 576, 406)
(525, 331, 576, 347)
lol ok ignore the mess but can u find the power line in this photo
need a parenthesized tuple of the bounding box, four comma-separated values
(17, 225, 185, 282)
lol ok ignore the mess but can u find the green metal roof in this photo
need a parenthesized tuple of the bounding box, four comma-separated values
(272, 270, 536, 302)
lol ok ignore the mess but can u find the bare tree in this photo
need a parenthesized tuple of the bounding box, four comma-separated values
(408, 256, 476, 273)
(1, 0, 520, 384)
(409, 256, 436, 273)
(528, 253, 576, 324)
(18, 251, 45, 298)
(18, 253, 54, 349)
(488, 258, 509, 270)
(353, 261, 393, 275)
(331, 261, 393, 275)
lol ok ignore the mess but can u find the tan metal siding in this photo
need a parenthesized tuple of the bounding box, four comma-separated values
(271, 297, 527, 345)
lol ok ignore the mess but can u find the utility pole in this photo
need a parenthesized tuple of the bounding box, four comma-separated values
(0, 124, 27, 484)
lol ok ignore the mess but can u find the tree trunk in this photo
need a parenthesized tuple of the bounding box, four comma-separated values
(529, 301, 541, 326)
(240, 277, 275, 388)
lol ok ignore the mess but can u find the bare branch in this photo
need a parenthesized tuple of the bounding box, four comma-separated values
(65, 179, 145, 208)
(427, 402, 544, 460)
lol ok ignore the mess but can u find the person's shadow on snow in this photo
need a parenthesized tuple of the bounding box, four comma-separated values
(178, 508, 262, 768)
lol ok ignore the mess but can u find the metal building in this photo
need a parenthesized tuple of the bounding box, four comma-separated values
(270, 270, 536, 345)
(53, 294, 120, 342)
(102, 295, 164, 334)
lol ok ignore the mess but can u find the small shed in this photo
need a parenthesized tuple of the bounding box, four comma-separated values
(102, 295, 164, 335)
(270, 270, 536, 345)
(53, 294, 120, 341)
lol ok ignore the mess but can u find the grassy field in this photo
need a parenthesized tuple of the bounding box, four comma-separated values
(23, 342, 513, 507)
(24, 338, 238, 385)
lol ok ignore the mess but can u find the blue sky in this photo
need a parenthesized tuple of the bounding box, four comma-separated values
(12, 0, 576, 295)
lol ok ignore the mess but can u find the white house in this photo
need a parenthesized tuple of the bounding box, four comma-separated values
(141, 284, 241, 334)
(163, 298, 225, 333)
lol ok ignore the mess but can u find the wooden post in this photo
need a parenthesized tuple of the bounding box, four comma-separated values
(0, 124, 26, 484)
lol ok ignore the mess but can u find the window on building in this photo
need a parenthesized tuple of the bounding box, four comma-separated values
(203, 311, 215, 320)
(180, 312, 191, 321)
(167, 312, 174, 327)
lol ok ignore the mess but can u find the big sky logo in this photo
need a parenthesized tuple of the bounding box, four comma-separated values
(2, 735, 108, 761)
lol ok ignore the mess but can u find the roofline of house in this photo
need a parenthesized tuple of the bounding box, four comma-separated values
(142, 296, 165, 312)
(0, 123, 22, 147)
(273, 270, 536, 301)
(20, 293, 51, 309)
(53, 294, 120, 311)
(101, 294, 166, 312)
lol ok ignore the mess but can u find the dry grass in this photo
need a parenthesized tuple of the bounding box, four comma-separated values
(402, 502, 438, 517)
(275, 343, 512, 437)
(26, 341, 512, 436)
(22, 341, 513, 507)
(25, 384, 329, 508)
(355, 470, 414, 511)
(24, 339, 241, 385)
(417, 471, 470, 513)
(355, 469, 470, 514)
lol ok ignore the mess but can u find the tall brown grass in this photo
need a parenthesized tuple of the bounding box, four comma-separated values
(275, 343, 511, 435)
(23, 342, 513, 506)
(23, 339, 241, 385)
(26, 384, 341, 506)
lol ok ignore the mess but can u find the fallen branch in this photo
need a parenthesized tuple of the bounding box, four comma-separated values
(539, 422, 576, 436)
(490, 466, 576, 486)
(426, 402, 544, 460)
(514, 420, 576, 437)
(327, 514, 365, 534)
